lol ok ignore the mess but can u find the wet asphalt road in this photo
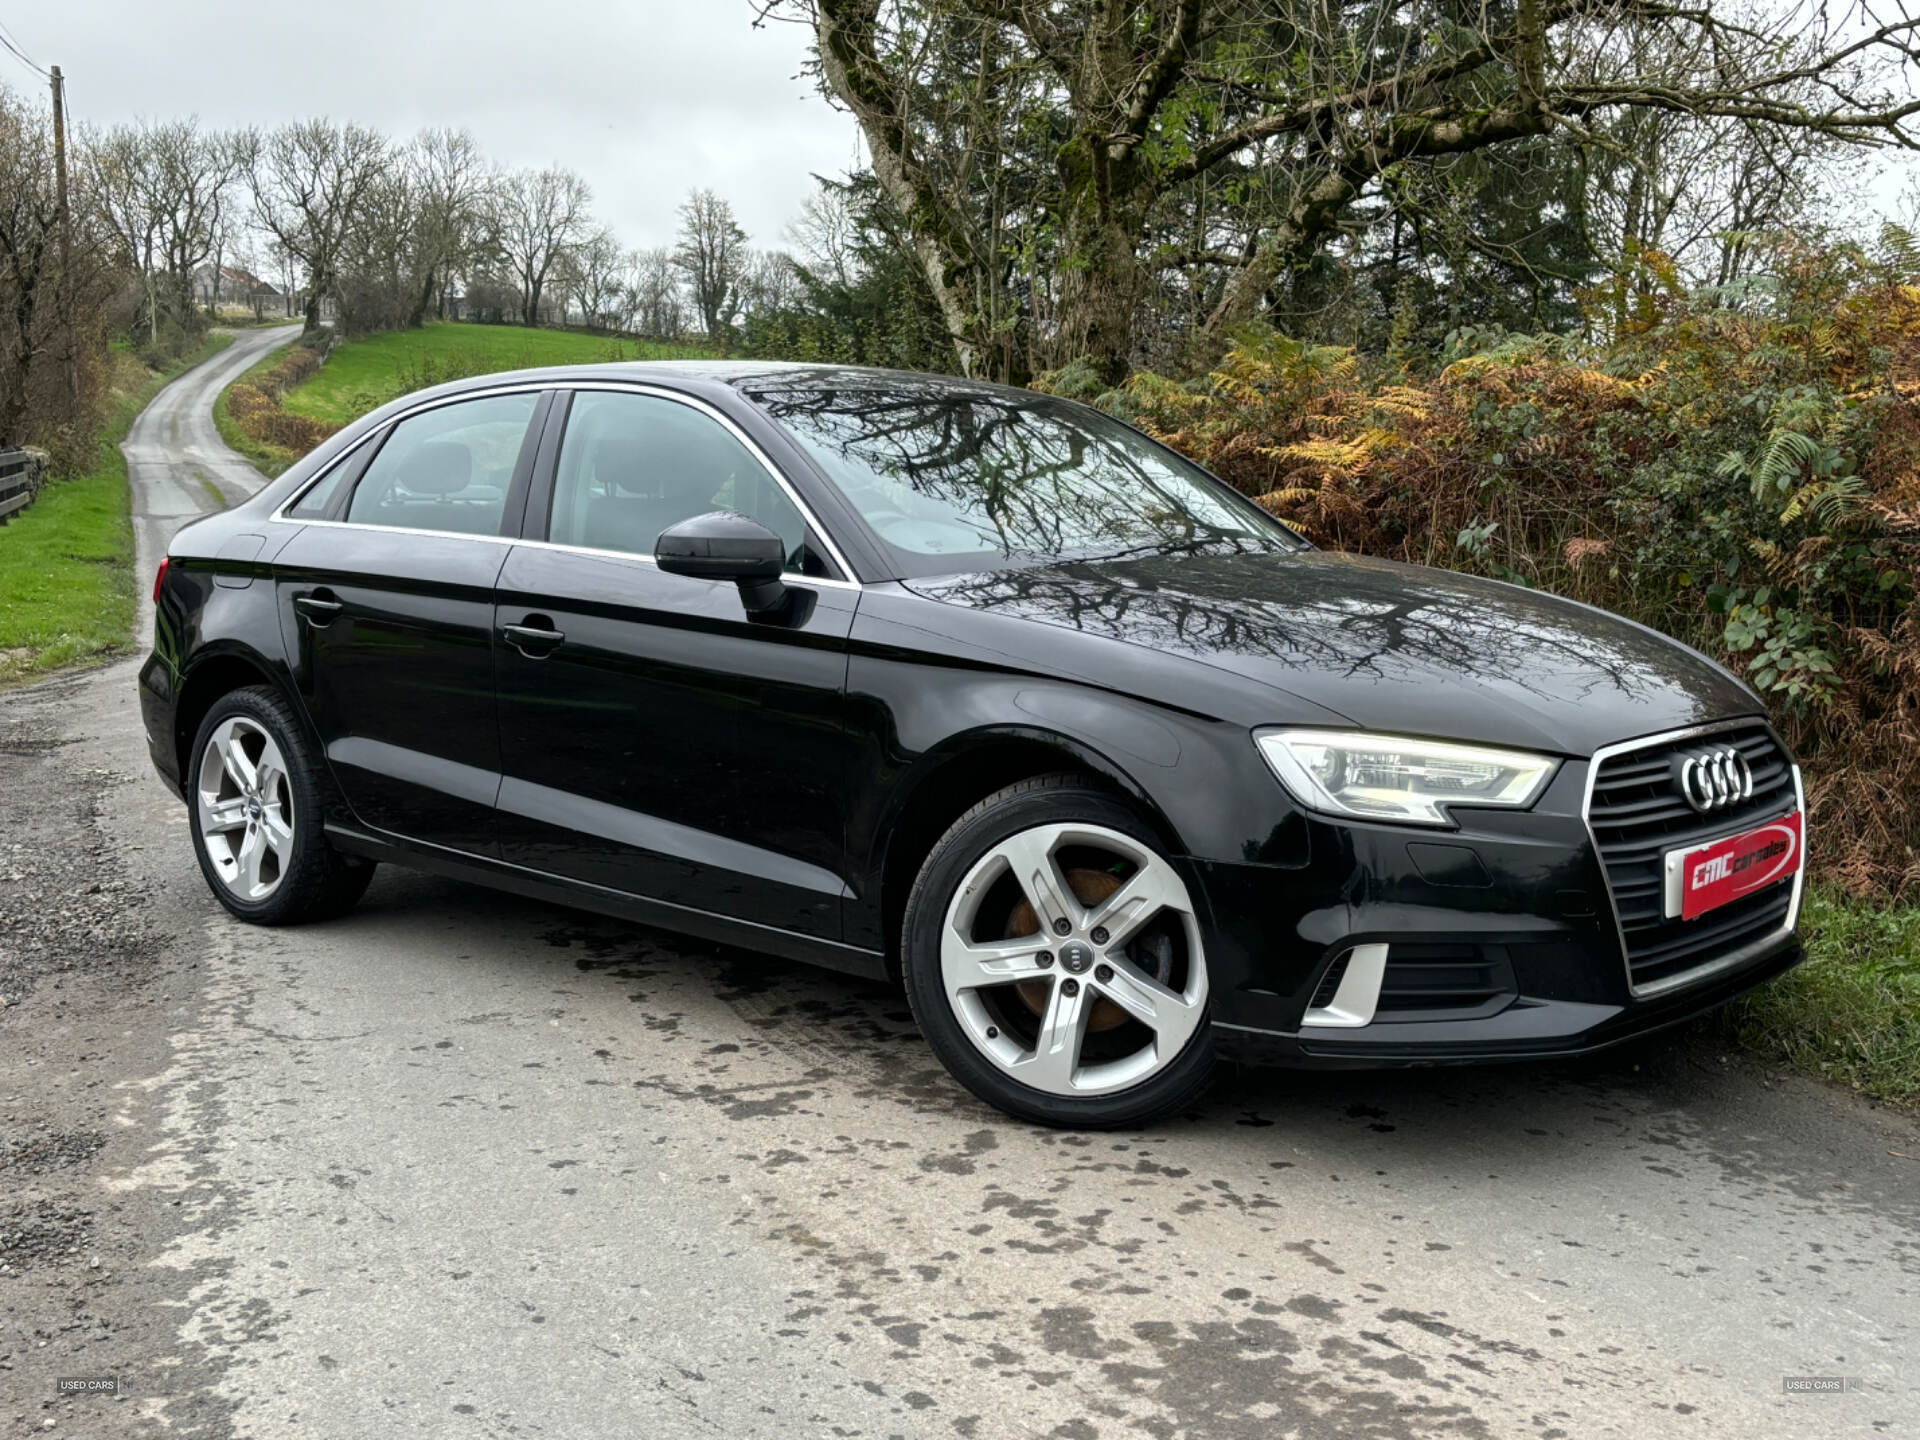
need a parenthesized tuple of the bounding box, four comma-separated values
(124, 324, 296, 648)
(4, 336, 1917, 1438)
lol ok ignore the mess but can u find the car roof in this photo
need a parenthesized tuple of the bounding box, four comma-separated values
(408, 358, 1048, 409)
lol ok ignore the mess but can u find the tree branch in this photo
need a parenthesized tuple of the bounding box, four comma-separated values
(1551, 83, 1920, 148)
(1163, 29, 1520, 188)
(1115, 0, 1206, 155)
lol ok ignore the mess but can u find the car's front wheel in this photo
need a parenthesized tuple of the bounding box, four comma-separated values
(187, 686, 374, 925)
(902, 777, 1215, 1128)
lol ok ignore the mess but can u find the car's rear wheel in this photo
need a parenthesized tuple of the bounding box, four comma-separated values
(902, 776, 1215, 1128)
(187, 686, 374, 925)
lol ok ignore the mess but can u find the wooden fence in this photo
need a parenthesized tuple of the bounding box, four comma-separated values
(0, 447, 46, 525)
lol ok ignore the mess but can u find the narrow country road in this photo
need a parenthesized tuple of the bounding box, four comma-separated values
(123, 324, 297, 645)
(1, 337, 1916, 1439)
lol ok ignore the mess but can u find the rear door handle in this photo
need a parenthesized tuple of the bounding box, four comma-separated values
(293, 592, 343, 626)
(502, 619, 565, 658)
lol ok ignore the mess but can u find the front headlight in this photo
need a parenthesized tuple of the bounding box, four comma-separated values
(1254, 728, 1559, 827)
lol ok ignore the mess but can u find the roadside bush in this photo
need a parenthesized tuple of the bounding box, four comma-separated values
(225, 383, 335, 453)
(1066, 233, 1920, 898)
(226, 343, 339, 456)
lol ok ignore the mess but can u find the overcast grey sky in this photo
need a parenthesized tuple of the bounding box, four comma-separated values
(3, 1, 862, 253)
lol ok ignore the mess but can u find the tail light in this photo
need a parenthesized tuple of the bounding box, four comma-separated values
(152, 557, 170, 603)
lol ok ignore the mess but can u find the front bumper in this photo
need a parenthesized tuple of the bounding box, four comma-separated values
(1210, 931, 1799, 1068)
(1186, 753, 1804, 1069)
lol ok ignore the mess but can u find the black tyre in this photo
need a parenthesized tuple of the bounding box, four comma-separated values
(186, 686, 374, 925)
(901, 775, 1215, 1128)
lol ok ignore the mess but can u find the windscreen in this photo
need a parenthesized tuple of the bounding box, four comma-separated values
(745, 380, 1303, 578)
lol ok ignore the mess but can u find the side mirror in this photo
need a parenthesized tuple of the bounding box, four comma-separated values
(655, 510, 788, 613)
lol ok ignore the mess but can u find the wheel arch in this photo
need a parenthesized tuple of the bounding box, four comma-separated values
(874, 725, 1183, 979)
(173, 645, 312, 791)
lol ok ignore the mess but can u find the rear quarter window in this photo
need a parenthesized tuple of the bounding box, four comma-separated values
(287, 457, 353, 519)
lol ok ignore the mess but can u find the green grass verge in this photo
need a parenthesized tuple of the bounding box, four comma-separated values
(211, 331, 303, 478)
(1727, 888, 1920, 1108)
(281, 322, 712, 427)
(0, 332, 235, 687)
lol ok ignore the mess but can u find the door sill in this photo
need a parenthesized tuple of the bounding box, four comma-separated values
(324, 823, 888, 981)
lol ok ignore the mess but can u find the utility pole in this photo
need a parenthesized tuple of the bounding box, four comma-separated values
(50, 65, 78, 409)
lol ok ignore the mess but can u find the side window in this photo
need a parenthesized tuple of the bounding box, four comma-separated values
(345, 392, 539, 536)
(548, 390, 813, 574)
(288, 462, 348, 519)
(286, 440, 374, 520)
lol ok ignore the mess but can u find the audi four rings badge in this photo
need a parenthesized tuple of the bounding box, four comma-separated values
(1673, 746, 1754, 812)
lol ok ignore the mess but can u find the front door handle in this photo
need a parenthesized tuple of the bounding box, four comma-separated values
(293, 591, 344, 626)
(502, 619, 565, 658)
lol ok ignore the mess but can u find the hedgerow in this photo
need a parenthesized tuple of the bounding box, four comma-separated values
(225, 344, 338, 455)
(1064, 233, 1920, 898)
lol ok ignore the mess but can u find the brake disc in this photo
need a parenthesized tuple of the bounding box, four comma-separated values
(1007, 867, 1169, 1032)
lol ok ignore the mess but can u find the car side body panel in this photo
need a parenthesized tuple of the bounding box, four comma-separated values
(141, 522, 311, 798)
(273, 523, 509, 855)
(492, 542, 860, 940)
(838, 584, 1346, 953)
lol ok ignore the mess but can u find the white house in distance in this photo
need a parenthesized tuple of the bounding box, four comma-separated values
(190, 265, 285, 317)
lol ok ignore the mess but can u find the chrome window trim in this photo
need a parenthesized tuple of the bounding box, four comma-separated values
(272, 381, 550, 523)
(265, 517, 862, 592)
(269, 378, 861, 584)
(283, 432, 384, 521)
(1580, 716, 1805, 1000)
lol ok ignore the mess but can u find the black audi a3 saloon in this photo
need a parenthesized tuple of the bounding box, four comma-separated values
(141, 362, 1807, 1126)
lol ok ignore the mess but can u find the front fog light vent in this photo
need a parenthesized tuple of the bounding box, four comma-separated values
(1301, 944, 1389, 1029)
(1309, 952, 1351, 1011)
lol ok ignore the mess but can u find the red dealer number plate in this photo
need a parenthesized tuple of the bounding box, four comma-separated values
(1663, 812, 1804, 921)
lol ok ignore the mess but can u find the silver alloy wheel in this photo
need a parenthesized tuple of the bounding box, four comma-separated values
(940, 822, 1208, 1097)
(195, 716, 294, 902)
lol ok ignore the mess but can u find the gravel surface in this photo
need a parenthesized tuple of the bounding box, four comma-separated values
(0, 727, 159, 1011)
(0, 328, 288, 1437)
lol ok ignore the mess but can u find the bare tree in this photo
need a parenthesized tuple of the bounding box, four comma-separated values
(0, 87, 66, 442)
(335, 154, 421, 334)
(1576, 96, 1861, 298)
(241, 119, 389, 334)
(564, 227, 626, 331)
(739, 249, 803, 317)
(786, 186, 859, 291)
(492, 166, 592, 327)
(85, 125, 162, 342)
(85, 120, 238, 344)
(332, 130, 492, 335)
(627, 246, 685, 338)
(1, 85, 112, 457)
(673, 189, 749, 342)
(407, 128, 490, 325)
(150, 121, 239, 323)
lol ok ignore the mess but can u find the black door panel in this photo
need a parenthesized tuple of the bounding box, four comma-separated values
(275, 525, 508, 854)
(492, 544, 858, 937)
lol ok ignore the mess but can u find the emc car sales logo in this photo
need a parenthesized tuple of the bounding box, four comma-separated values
(1690, 823, 1798, 895)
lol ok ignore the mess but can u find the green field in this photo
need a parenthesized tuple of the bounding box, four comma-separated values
(0, 333, 234, 686)
(280, 323, 713, 427)
(1729, 889, 1920, 1106)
